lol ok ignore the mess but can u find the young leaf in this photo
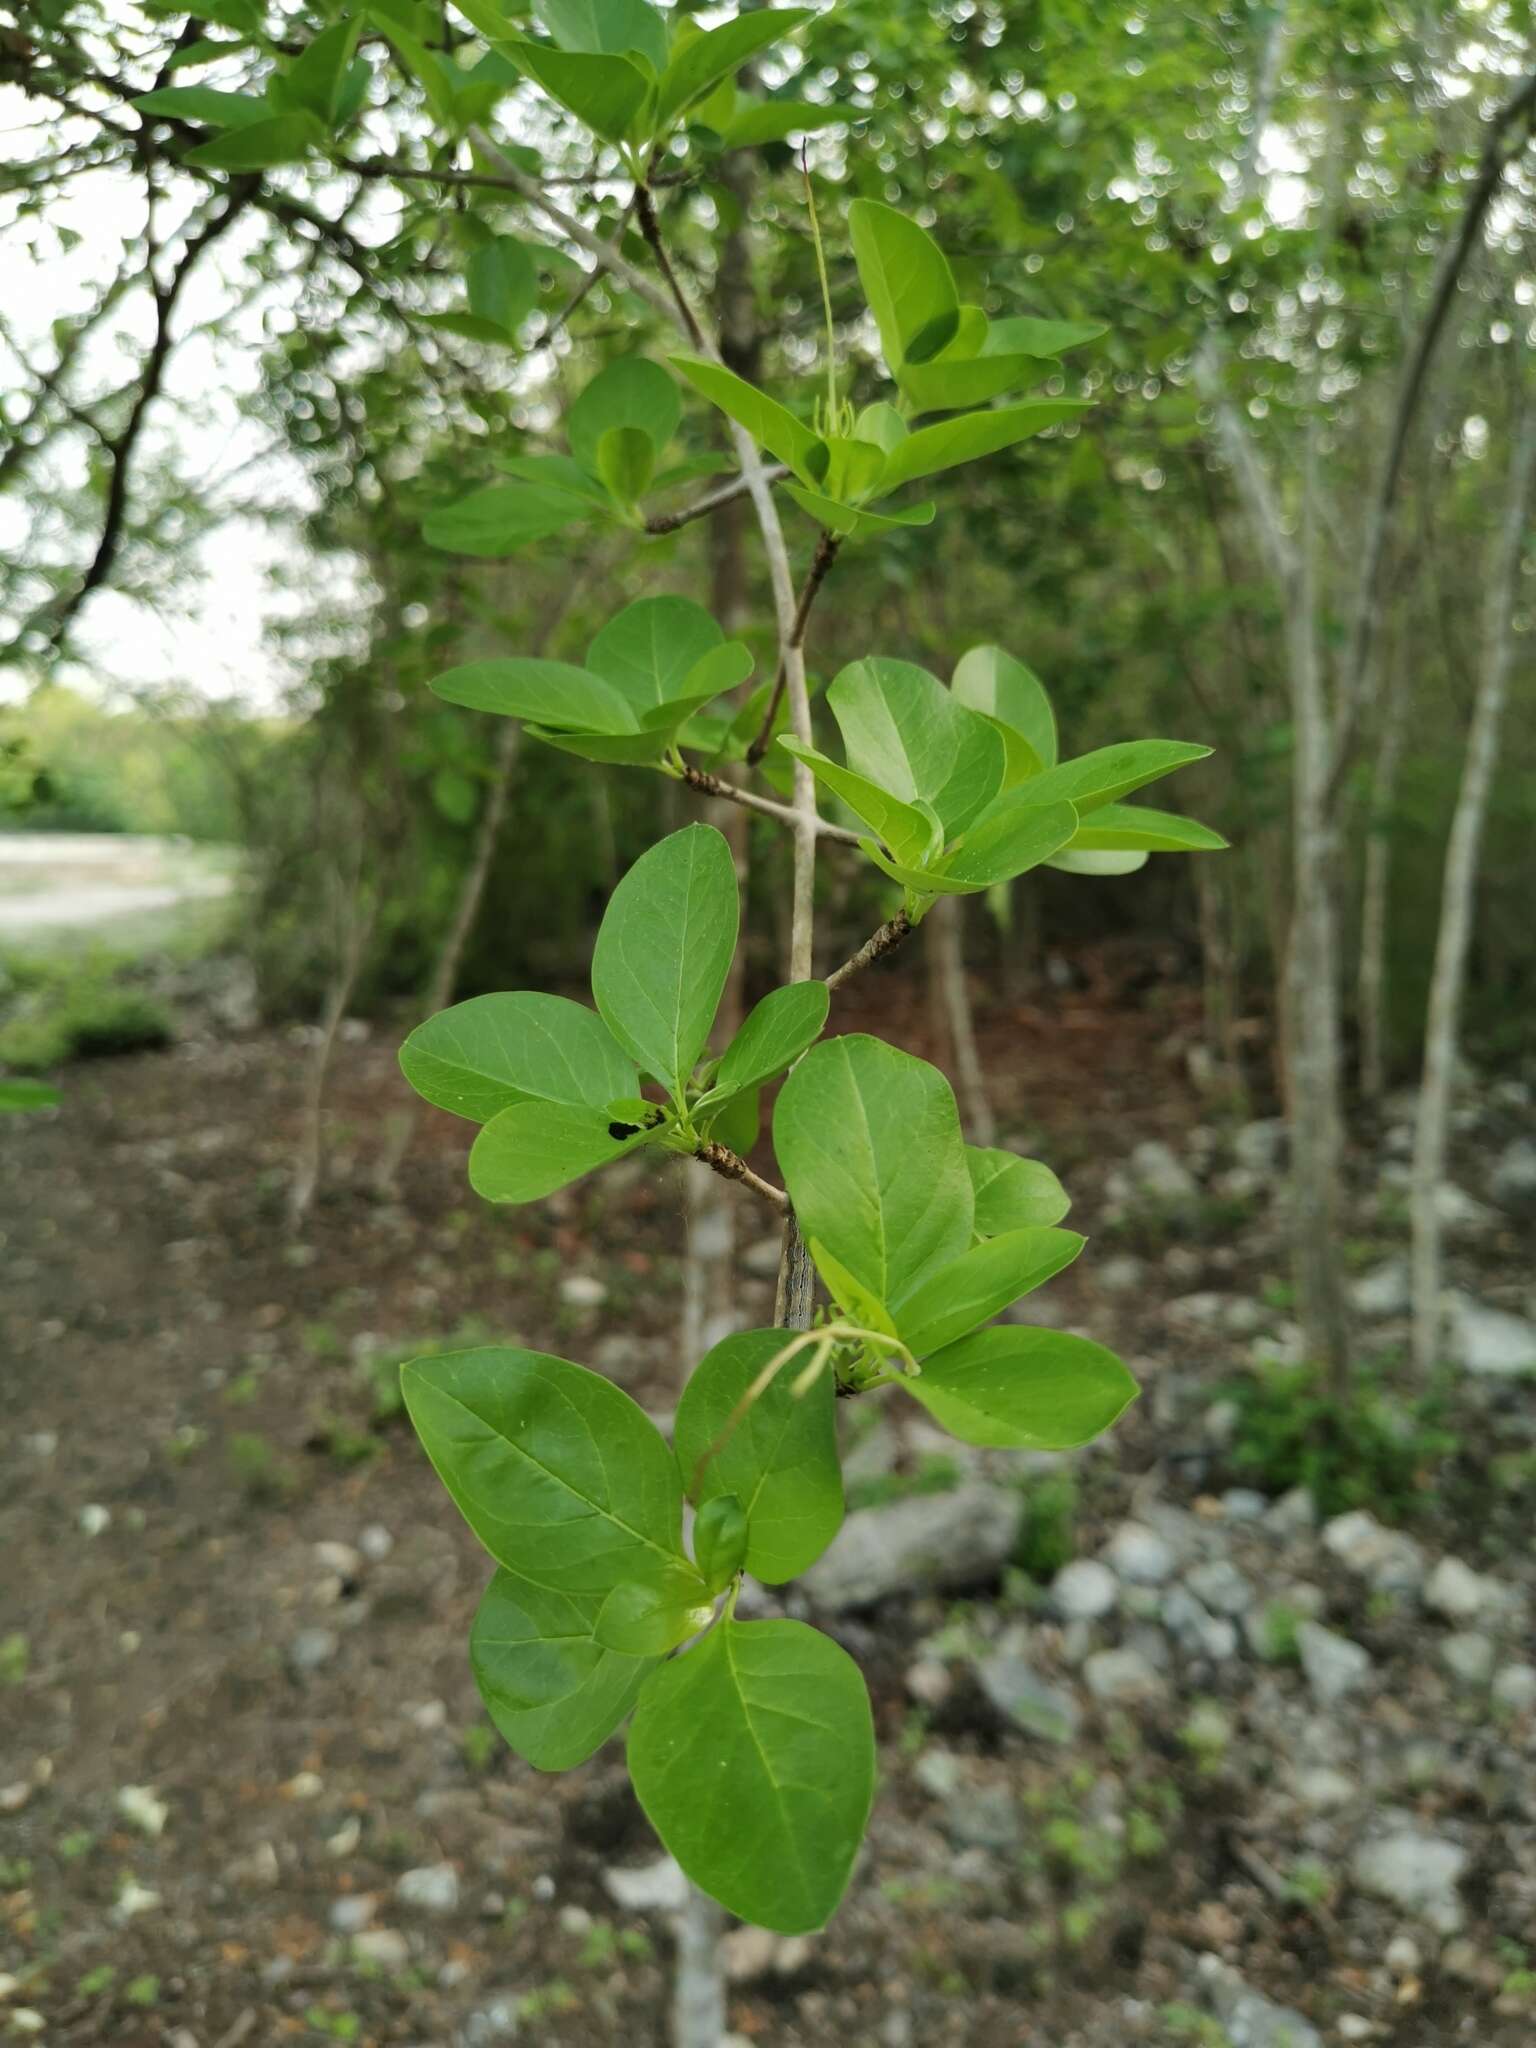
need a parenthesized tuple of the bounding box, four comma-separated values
(673, 1329, 843, 1583)
(279, 17, 361, 121)
(430, 657, 633, 732)
(807, 1237, 899, 1339)
(902, 1326, 1139, 1450)
(670, 356, 824, 484)
(986, 314, 1107, 357)
(933, 791, 1079, 889)
(890, 1227, 1085, 1358)
(470, 1097, 656, 1201)
(399, 991, 638, 1122)
(467, 235, 538, 333)
(1016, 740, 1212, 816)
(423, 481, 595, 555)
(778, 739, 936, 868)
(593, 1569, 714, 1656)
(696, 980, 829, 1110)
(471, 1566, 659, 1770)
(1048, 847, 1150, 876)
(535, 0, 669, 71)
(505, 39, 653, 142)
(656, 9, 813, 128)
(774, 1035, 973, 1303)
(133, 85, 273, 126)
(692, 1494, 748, 1591)
(585, 594, 727, 716)
(781, 485, 936, 539)
(569, 356, 680, 477)
(718, 98, 844, 149)
(1065, 803, 1228, 852)
(596, 424, 655, 503)
(627, 1618, 874, 1933)
(951, 644, 1058, 770)
(184, 111, 324, 169)
(874, 399, 1090, 495)
(898, 349, 1057, 416)
(400, 1346, 687, 1590)
(966, 1147, 1070, 1234)
(590, 823, 739, 1093)
(829, 658, 1005, 836)
(848, 199, 960, 369)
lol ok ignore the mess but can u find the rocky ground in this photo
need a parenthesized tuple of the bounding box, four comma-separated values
(2, 960, 1534, 2048)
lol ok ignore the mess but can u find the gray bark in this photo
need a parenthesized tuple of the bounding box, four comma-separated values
(924, 892, 995, 1143)
(1410, 411, 1535, 1373)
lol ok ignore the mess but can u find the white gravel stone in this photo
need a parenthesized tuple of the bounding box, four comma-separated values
(1492, 1663, 1536, 1714)
(1083, 1647, 1166, 1704)
(1050, 1559, 1120, 1621)
(395, 1863, 460, 1914)
(1103, 1521, 1177, 1586)
(1297, 1621, 1373, 1705)
(1351, 1831, 1468, 1933)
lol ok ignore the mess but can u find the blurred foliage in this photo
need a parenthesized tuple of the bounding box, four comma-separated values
(1221, 1359, 1459, 1518)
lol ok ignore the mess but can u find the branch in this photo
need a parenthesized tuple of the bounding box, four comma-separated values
(1194, 337, 1300, 588)
(695, 1141, 787, 1209)
(644, 466, 788, 537)
(677, 760, 862, 845)
(1331, 62, 1536, 789)
(825, 910, 915, 991)
(633, 182, 708, 350)
(745, 529, 842, 764)
(17, 178, 257, 658)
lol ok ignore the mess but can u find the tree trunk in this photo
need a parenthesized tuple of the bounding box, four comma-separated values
(1410, 412, 1536, 1374)
(1357, 661, 1408, 1103)
(924, 892, 995, 1143)
(289, 851, 374, 1232)
(672, 1886, 727, 2048)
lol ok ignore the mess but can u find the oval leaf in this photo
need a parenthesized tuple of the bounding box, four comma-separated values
(698, 980, 829, 1111)
(471, 1566, 658, 1770)
(673, 1329, 844, 1583)
(470, 1097, 654, 1202)
(400, 1345, 687, 1590)
(903, 1326, 1139, 1449)
(891, 1227, 1085, 1358)
(628, 1618, 875, 1933)
(849, 198, 960, 370)
(951, 644, 1057, 770)
(966, 1147, 1070, 1234)
(590, 823, 739, 1093)
(774, 1035, 972, 1303)
(399, 991, 638, 1123)
(1018, 740, 1213, 816)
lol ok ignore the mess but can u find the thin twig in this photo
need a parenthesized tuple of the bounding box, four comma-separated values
(825, 910, 915, 991)
(677, 761, 862, 845)
(695, 1141, 787, 1209)
(645, 466, 788, 536)
(745, 528, 842, 764)
(634, 182, 708, 349)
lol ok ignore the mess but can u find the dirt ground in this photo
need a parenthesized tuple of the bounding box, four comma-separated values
(3, 954, 1533, 2048)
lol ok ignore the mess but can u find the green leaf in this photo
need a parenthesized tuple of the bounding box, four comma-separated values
(829, 658, 1005, 837)
(133, 85, 272, 126)
(431, 657, 634, 731)
(505, 38, 653, 141)
(966, 1147, 1070, 1234)
(781, 485, 935, 539)
(423, 481, 595, 555)
(696, 980, 829, 1110)
(280, 18, 361, 121)
(628, 1619, 874, 1932)
(898, 349, 1056, 415)
(718, 98, 844, 148)
(708, 1082, 760, 1156)
(692, 1495, 748, 1591)
(470, 1097, 656, 1201)
(184, 111, 324, 168)
(586, 594, 726, 716)
(775, 1035, 972, 1304)
(849, 199, 960, 369)
(934, 791, 1079, 888)
(471, 1566, 658, 1770)
(807, 1237, 899, 1339)
(656, 9, 813, 128)
(1017, 740, 1212, 816)
(951, 644, 1057, 772)
(673, 1330, 843, 1583)
(399, 992, 638, 1122)
(671, 356, 824, 485)
(535, 0, 669, 71)
(593, 1569, 714, 1656)
(778, 740, 937, 868)
(0, 1078, 58, 1113)
(366, 12, 460, 124)
(1066, 803, 1228, 853)
(596, 424, 655, 503)
(891, 1227, 1084, 1358)
(467, 235, 538, 332)
(569, 356, 680, 476)
(874, 400, 1089, 495)
(590, 823, 739, 1094)
(902, 1327, 1139, 1450)
(986, 314, 1107, 358)
(401, 1345, 687, 1590)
